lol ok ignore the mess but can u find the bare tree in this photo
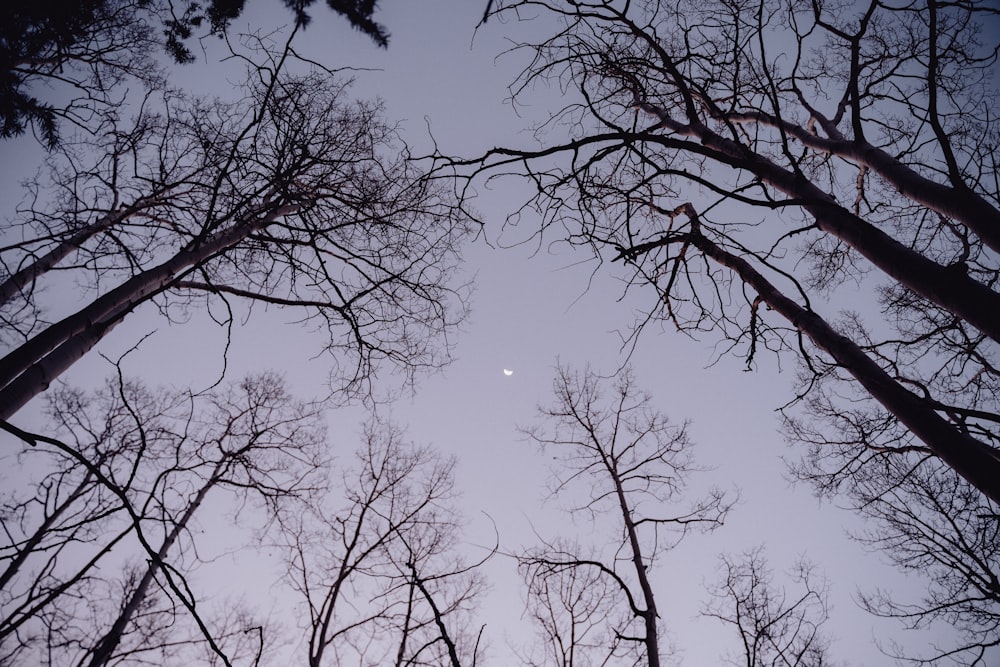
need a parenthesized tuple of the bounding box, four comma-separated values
(518, 544, 624, 667)
(0, 371, 327, 666)
(703, 548, 833, 667)
(0, 29, 472, 420)
(788, 398, 1000, 665)
(454, 0, 1000, 503)
(518, 364, 733, 667)
(278, 418, 487, 667)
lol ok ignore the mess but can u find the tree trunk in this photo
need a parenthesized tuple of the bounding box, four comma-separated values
(81, 467, 221, 667)
(635, 103, 1000, 343)
(609, 464, 660, 667)
(0, 202, 298, 419)
(0, 211, 124, 308)
(709, 132, 1000, 344)
(724, 111, 1000, 255)
(683, 228, 1000, 505)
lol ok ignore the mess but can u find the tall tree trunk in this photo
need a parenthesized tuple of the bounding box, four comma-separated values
(0, 211, 125, 308)
(409, 563, 463, 667)
(610, 465, 660, 667)
(723, 111, 1000, 255)
(81, 467, 221, 667)
(661, 217, 1000, 504)
(633, 102, 1000, 343)
(0, 202, 298, 419)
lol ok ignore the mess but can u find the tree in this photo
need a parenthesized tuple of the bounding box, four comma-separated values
(182, 0, 389, 49)
(518, 364, 733, 666)
(519, 544, 624, 667)
(0, 30, 472, 420)
(277, 418, 487, 667)
(788, 402, 1000, 665)
(456, 0, 1000, 504)
(0, 370, 492, 667)
(0, 0, 388, 146)
(0, 371, 327, 666)
(703, 548, 833, 667)
(0, 0, 163, 147)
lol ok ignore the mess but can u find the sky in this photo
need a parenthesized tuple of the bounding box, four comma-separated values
(0, 1, 983, 664)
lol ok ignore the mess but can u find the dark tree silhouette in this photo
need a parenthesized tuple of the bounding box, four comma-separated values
(157, 0, 390, 64)
(0, 372, 491, 666)
(277, 418, 487, 667)
(457, 0, 1000, 507)
(0, 32, 472, 420)
(788, 401, 1000, 665)
(0, 372, 327, 667)
(703, 548, 833, 667)
(0, 7, 480, 664)
(518, 364, 733, 667)
(0, 0, 388, 146)
(453, 0, 1000, 657)
(0, 0, 161, 147)
(518, 546, 623, 667)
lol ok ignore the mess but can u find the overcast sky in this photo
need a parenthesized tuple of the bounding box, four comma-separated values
(0, 1, 978, 664)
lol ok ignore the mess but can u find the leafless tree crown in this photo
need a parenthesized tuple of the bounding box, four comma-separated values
(0, 32, 473, 418)
(457, 0, 1000, 499)
(454, 0, 1000, 659)
(518, 365, 733, 666)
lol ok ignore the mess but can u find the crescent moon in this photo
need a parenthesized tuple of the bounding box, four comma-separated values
(503, 368, 513, 376)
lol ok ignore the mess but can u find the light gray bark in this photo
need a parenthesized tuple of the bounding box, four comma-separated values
(0, 202, 298, 419)
(633, 208, 1000, 505)
(634, 103, 1000, 344)
(0, 211, 124, 308)
(724, 110, 1000, 254)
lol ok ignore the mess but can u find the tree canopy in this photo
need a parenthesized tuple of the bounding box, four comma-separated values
(455, 0, 1000, 507)
(2, 0, 999, 663)
(449, 1, 1000, 660)
(0, 0, 387, 147)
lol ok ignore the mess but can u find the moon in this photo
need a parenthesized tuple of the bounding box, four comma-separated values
(503, 368, 513, 376)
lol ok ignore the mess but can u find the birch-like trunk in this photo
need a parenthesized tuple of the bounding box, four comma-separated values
(633, 99, 1000, 343)
(80, 464, 222, 667)
(724, 112, 1000, 255)
(0, 202, 298, 419)
(676, 223, 1000, 505)
(0, 211, 125, 309)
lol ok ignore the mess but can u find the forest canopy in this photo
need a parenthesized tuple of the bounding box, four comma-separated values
(1, 0, 998, 665)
